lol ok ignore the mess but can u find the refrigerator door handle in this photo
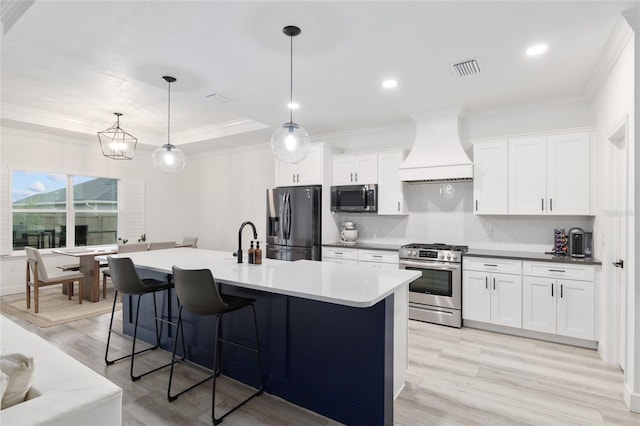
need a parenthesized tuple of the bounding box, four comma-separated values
(286, 193, 292, 240)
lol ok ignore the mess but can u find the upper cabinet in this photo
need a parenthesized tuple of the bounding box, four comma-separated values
(333, 153, 378, 185)
(377, 150, 408, 215)
(473, 140, 509, 214)
(275, 143, 323, 187)
(509, 132, 590, 215)
(473, 129, 592, 216)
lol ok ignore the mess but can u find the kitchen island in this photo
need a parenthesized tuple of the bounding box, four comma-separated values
(109, 248, 419, 426)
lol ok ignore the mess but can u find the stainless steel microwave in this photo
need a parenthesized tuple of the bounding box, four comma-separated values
(330, 184, 377, 212)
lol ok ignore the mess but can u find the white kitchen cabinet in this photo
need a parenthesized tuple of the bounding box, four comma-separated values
(377, 151, 408, 215)
(358, 249, 399, 269)
(275, 143, 323, 186)
(508, 132, 590, 215)
(522, 261, 595, 340)
(472, 140, 509, 214)
(322, 246, 358, 264)
(462, 257, 523, 328)
(333, 153, 378, 185)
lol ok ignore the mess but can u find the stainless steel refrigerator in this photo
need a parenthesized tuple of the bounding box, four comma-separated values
(266, 185, 321, 261)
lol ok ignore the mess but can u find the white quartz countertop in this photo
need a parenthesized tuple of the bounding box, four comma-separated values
(107, 248, 420, 308)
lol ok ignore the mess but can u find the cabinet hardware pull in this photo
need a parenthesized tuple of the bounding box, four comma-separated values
(551, 283, 554, 297)
(493, 277, 496, 290)
(475, 200, 478, 211)
(541, 198, 544, 211)
(292, 174, 295, 183)
(297, 174, 300, 182)
(550, 198, 553, 211)
(548, 269, 565, 273)
(561, 284, 563, 298)
(355, 172, 358, 182)
(335, 252, 343, 255)
(350, 172, 353, 182)
(484, 264, 498, 267)
(398, 201, 400, 212)
(372, 255, 382, 258)
(485, 277, 488, 289)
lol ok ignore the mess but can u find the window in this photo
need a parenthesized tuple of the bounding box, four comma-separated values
(12, 171, 118, 250)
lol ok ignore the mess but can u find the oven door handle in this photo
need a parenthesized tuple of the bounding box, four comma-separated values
(399, 260, 461, 271)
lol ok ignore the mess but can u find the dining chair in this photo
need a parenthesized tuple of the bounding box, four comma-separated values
(167, 266, 263, 425)
(182, 236, 198, 248)
(101, 242, 148, 299)
(25, 246, 84, 313)
(149, 241, 176, 250)
(104, 256, 182, 381)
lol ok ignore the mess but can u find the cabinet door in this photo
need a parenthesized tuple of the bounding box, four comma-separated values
(462, 271, 491, 323)
(508, 136, 547, 214)
(353, 154, 378, 184)
(473, 141, 508, 214)
(377, 151, 407, 215)
(556, 279, 595, 340)
(546, 132, 590, 215)
(491, 273, 522, 328)
(333, 157, 356, 185)
(275, 144, 322, 186)
(522, 276, 556, 334)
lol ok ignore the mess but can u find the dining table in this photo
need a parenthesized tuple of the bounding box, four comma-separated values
(52, 246, 117, 302)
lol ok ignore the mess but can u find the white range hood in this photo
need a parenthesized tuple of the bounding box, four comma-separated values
(398, 107, 473, 183)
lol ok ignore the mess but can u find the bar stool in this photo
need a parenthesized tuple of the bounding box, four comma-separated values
(168, 266, 264, 425)
(104, 256, 184, 381)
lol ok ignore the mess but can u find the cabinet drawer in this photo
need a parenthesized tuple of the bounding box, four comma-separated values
(463, 257, 522, 274)
(322, 247, 358, 260)
(358, 250, 399, 264)
(522, 261, 594, 281)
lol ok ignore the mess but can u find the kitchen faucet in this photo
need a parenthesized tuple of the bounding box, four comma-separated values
(234, 221, 258, 263)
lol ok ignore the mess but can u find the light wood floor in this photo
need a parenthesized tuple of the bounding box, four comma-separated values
(3, 309, 639, 425)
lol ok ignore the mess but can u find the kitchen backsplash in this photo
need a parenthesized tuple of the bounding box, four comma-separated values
(333, 182, 595, 254)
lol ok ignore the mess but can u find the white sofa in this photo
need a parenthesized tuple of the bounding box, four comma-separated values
(0, 314, 122, 425)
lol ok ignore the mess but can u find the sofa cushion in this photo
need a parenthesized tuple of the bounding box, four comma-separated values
(0, 353, 34, 409)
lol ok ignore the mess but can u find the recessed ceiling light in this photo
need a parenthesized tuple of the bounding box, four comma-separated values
(526, 44, 548, 56)
(287, 102, 299, 110)
(382, 79, 398, 89)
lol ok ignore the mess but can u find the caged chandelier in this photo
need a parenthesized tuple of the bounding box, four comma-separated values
(271, 25, 310, 164)
(98, 112, 137, 160)
(152, 75, 186, 174)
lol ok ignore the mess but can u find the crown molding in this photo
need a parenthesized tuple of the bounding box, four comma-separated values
(584, 15, 633, 101)
(1, 102, 96, 135)
(172, 118, 270, 145)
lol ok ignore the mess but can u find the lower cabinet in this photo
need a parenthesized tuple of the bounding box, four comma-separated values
(522, 263, 596, 340)
(322, 246, 399, 268)
(322, 247, 358, 265)
(462, 260, 522, 328)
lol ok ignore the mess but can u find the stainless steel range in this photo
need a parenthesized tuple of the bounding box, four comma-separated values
(399, 243, 468, 328)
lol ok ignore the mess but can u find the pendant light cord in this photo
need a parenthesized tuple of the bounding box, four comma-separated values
(167, 79, 171, 146)
(289, 33, 293, 124)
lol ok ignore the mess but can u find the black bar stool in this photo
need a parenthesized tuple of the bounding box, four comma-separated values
(168, 266, 264, 425)
(104, 256, 184, 381)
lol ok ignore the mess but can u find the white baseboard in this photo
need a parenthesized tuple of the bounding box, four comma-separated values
(0, 283, 24, 297)
(625, 382, 640, 413)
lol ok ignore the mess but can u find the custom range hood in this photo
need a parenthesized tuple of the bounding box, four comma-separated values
(398, 107, 473, 183)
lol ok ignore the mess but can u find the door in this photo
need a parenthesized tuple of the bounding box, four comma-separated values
(462, 270, 491, 322)
(286, 186, 321, 248)
(522, 276, 556, 334)
(556, 279, 595, 340)
(508, 136, 547, 214)
(491, 273, 522, 328)
(473, 141, 508, 214)
(609, 121, 628, 369)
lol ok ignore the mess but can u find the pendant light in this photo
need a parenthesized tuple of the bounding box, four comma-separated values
(97, 112, 137, 160)
(152, 76, 186, 174)
(271, 25, 310, 164)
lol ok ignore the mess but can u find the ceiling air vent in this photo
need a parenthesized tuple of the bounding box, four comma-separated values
(449, 58, 481, 77)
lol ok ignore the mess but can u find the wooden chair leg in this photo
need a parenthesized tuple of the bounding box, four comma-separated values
(67, 282, 73, 300)
(78, 278, 83, 304)
(26, 283, 31, 309)
(103, 274, 107, 299)
(34, 284, 39, 314)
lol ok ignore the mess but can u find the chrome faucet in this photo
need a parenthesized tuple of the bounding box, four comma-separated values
(234, 221, 258, 263)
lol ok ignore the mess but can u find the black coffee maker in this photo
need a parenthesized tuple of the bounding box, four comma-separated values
(568, 227, 591, 258)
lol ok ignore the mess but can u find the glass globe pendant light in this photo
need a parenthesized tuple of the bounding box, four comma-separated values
(152, 76, 186, 174)
(271, 25, 310, 164)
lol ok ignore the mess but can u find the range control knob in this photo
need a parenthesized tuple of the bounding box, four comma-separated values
(438, 252, 445, 260)
(451, 254, 458, 261)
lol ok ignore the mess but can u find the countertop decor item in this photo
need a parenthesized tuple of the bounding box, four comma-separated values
(270, 25, 310, 164)
(152, 76, 186, 174)
(97, 112, 137, 160)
